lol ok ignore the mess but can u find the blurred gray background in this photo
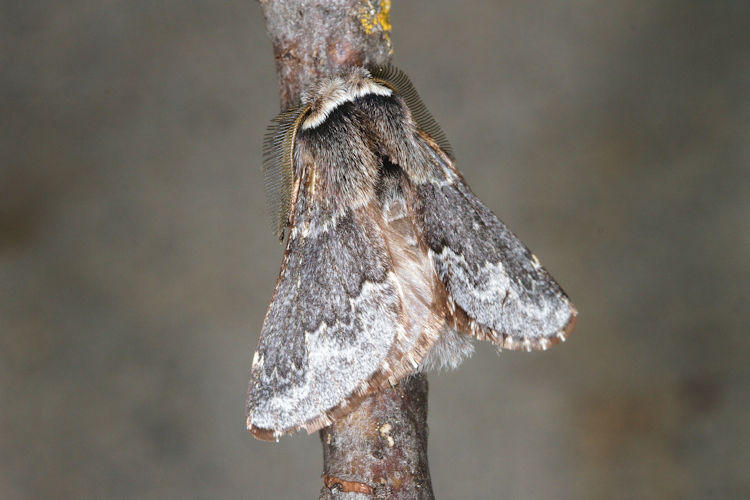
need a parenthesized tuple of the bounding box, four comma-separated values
(2, 1, 749, 498)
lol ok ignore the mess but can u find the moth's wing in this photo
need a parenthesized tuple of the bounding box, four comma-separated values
(247, 99, 447, 440)
(413, 144, 577, 351)
(245, 199, 406, 440)
(359, 72, 577, 351)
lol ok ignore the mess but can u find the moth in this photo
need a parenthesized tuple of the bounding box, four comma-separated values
(246, 65, 577, 441)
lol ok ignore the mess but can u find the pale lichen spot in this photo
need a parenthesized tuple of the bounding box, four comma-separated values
(379, 422, 395, 447)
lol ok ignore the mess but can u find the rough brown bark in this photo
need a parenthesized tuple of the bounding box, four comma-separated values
(319, 374, 433, 500)
(260, 0, 393, 109)
(258, 1, 435, 498)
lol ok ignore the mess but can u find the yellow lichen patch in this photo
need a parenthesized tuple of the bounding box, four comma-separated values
(377, 0, 392, 33)
(360, 0, 392, 47)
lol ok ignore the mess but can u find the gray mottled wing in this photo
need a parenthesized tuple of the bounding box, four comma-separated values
(354, 88, 576, 351)
(247, 96, 454, 438)
(245, 199, 403, 440)
(414, 145, 577, 351)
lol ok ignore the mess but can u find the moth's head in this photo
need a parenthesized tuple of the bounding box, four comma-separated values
(300, 68, 392, 130)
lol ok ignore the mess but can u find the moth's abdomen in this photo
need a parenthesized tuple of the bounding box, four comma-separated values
(376, 160, 475, 372)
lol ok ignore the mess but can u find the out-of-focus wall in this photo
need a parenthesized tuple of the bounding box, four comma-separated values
(2, 1, 748, 498)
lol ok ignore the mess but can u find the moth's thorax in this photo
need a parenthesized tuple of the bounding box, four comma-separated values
(301, 68, 392, 130)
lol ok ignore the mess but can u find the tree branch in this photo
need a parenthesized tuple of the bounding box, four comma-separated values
(261, 0, 393, 109)
(319, 374, 433, 499)
(258, 1, 434, 498)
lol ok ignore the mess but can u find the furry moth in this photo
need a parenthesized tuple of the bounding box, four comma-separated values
(246, 66, 577, 441)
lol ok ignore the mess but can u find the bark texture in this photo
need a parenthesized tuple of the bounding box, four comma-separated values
(260, 0, 393, 109)
(259, 1, 435, 498)
(319, 375, 433, 500)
